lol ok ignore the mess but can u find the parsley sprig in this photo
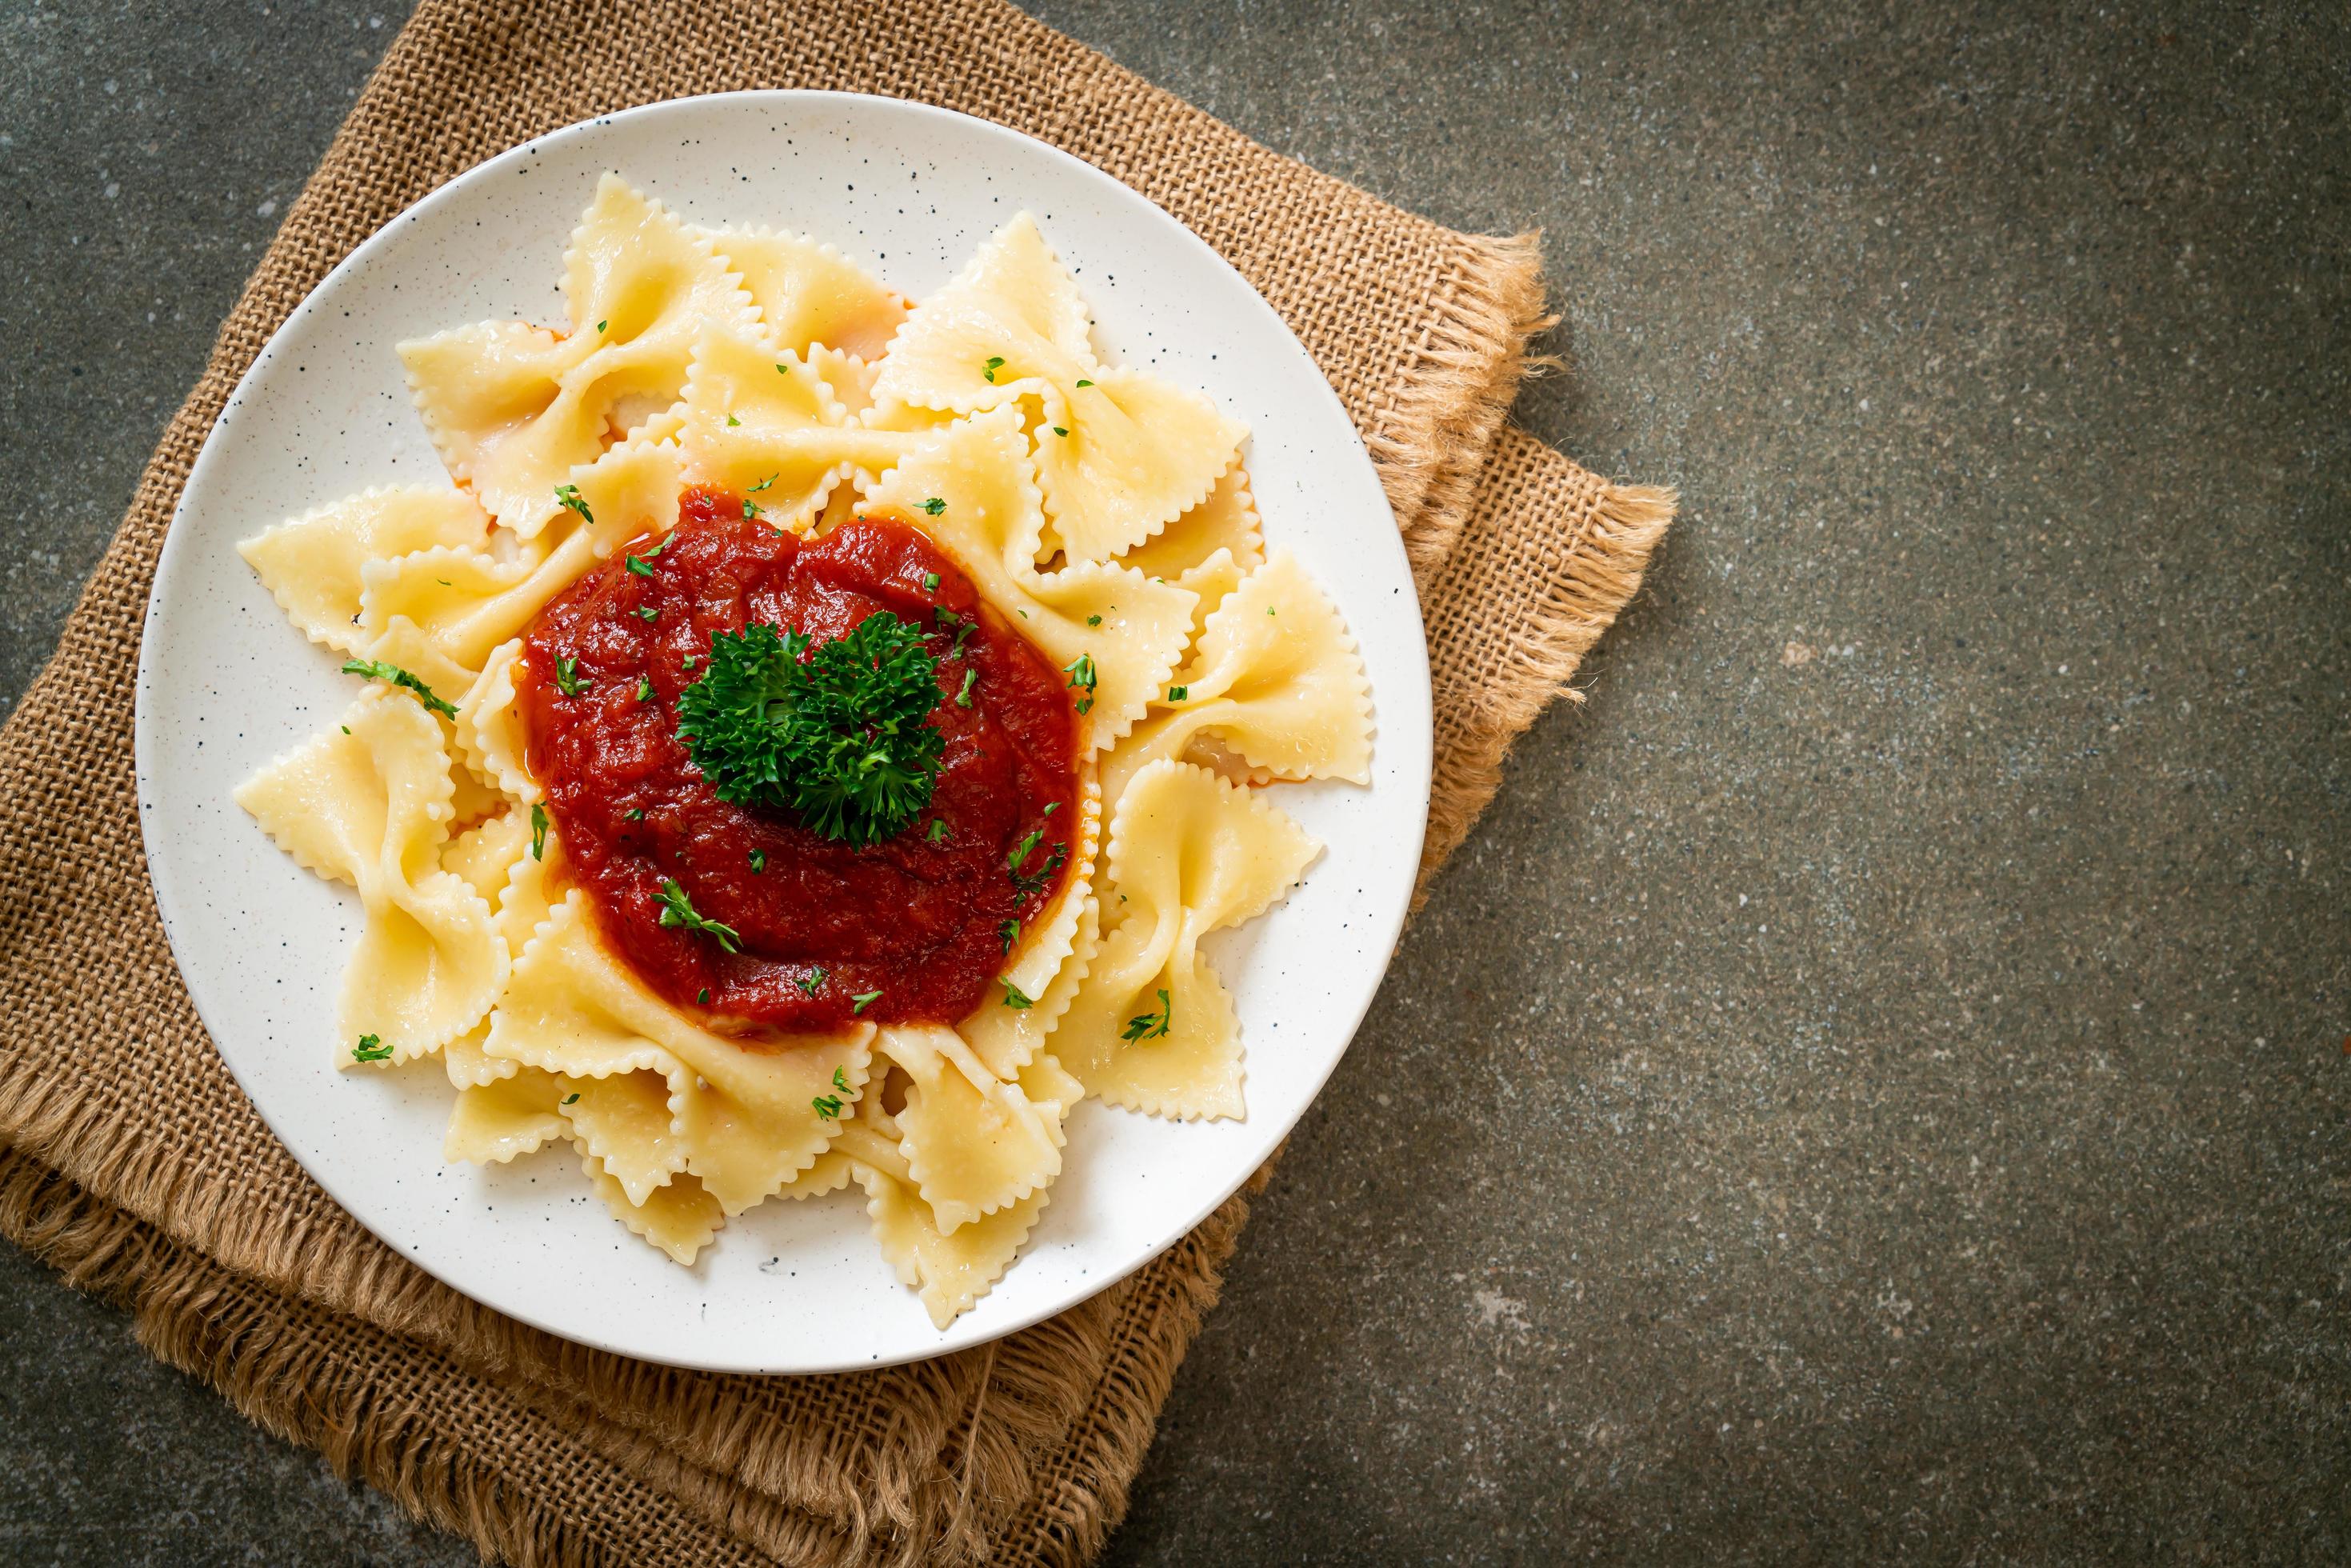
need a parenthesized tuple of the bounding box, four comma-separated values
(341, 658, 457, 719)
(351, 1033, 394, 1062)
(1122, 989, 1173, 1042)
(676, 614, 945, 846)
(655, 878, 741, 952)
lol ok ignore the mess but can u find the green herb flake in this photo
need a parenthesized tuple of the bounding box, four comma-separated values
(340, 725, 351, 734)
(655, 878, 742, 952)
(747, 473, 778, 493)
(999, 978, 1035, 1010)
(850, 990, 882, 1015)
(726, 413, 741, 426)
(624, 807, 645, 820)
(1086, 614, 1102, 627)
(922, 497, 946, 516)
(925, 818, 949, 844)
(530, 803, 549, 860)
(351, 1033, 394, 1063)
(922, 570, 941, 594)
(634, 606, 659, 622)
(1167, 685, 1189, 702)
(554, 655, 589, 698)
(956, 667, 979, 708)
(1007, 831, 1067, 897)
(982, 354, 1006, 383)
(339, 658, 458, 719)
(797, 967, 829, 997)
(1000, 918, 1021, 955)
(596, 319, 608, 334)
(563, 1092, 581, 1105)
(812, 1090, 844, 1119)
(1075, 378, 1094, 387)
(749, 849, 766, 873)
(637, 677, 654, 702)
(1121, 988, 1173, 1042)
(626, 552, 656, 578)
(675, 614, 946, 846)
(554, 483, 593, 524)
(698, 986, 712, 1005)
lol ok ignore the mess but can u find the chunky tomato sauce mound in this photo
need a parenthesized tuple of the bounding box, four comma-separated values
(518, 490, 1079, 1032)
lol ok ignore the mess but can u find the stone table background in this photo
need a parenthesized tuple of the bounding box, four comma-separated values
(2, 1, 2344, 1562)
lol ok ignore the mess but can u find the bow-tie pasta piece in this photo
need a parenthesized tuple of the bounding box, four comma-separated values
(960, 894, 1098, 1082)
(444, 1064, 570, 1164)
(689, 225, 908, 362)
(454, 640, 535, 803)
(235, 690, 506, 1066)
(1053, 760, 1319, 1120)
(400, 174, 755, 535)
(878, 1025, 1064, 1233)
(439, 808, 531, 903)
(835, 1053, 1082, 1327)
(1100, 549, 1373, 816)
(486, 893, 874, 1221)
(674, 326, 906, 530)
(584, 1152, 726, 1267)
(871, 214, 1245, 564)
(861, 406, 1196, 750)
(1117, 465, 1264, 634)
(360, 436, 683, 684)
(238, 486, 491, 654)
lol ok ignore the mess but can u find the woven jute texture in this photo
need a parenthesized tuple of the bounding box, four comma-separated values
(0, 2, 1672, 1563)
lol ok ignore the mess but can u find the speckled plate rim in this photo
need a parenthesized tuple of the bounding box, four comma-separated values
(134, 90, 1431, 1374)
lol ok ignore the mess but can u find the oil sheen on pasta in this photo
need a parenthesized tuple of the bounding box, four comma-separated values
(517, 490, 1079, 1032)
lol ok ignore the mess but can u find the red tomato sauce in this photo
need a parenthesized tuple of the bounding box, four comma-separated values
(517, 490, 1079, 1033)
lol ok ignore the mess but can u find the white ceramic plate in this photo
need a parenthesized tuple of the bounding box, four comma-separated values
(136, 92, 1429, 1373)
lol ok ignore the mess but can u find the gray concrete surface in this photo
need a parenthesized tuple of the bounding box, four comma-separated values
(2, 0, 2344, 1562)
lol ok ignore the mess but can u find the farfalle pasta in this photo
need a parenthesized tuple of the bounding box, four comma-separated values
(235, 178, 1370, 1327)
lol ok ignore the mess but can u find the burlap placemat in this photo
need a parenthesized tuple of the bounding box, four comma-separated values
(0, 3, 1671, 1562)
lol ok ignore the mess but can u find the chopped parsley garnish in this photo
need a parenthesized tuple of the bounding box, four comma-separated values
(351, 1033, 394, 1062)
(1075, 378, 1093, 387)
(1000, 918, 1020, 954)
(925, 818, 949, 843)
(563, 1092, 581, 1105)
(554, 656, 588, 697)
(634, 606, 659, 622)
(742, 498, 762, 522)
(1007, 830, 1066, 896)
(530, 803, 549, 860)
(1122, 989, 1173, 1042)
(922, 497, 946, 516)
(655, 878, 741, 952)
(748, 473, 778, 493)
(1086, 614, 1102, 627)
(339, 658, 457, 719)
(697, 986, 711, 1004)
(726, 413, 741, 426)
(982, 354, 1006, 383)
(797, 967, 828, 995)
(623, 807, 645, 820)
(931, 606, 976, 657)
(850, 989, 882, 1014)
(341, 725, 350, 734)
(999, 978, 1034, 1010)
(1043, 802, 1059, 815)
(595, 319, 608, 334)
(554, 483, 592, 524)
(813, 1089, 845, 1119)
(956, 667, 978, 708)
(1063, 652, 1097, 715)
(626, 552, 656, 578)
(1167, 685, 1189, 702)
(922, 570, 941, 594)
(637, 677, 654, 702)
(749, 849, 766, 873)
(675, 613, 944, 846)
(1051, 426, 1070, 437)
